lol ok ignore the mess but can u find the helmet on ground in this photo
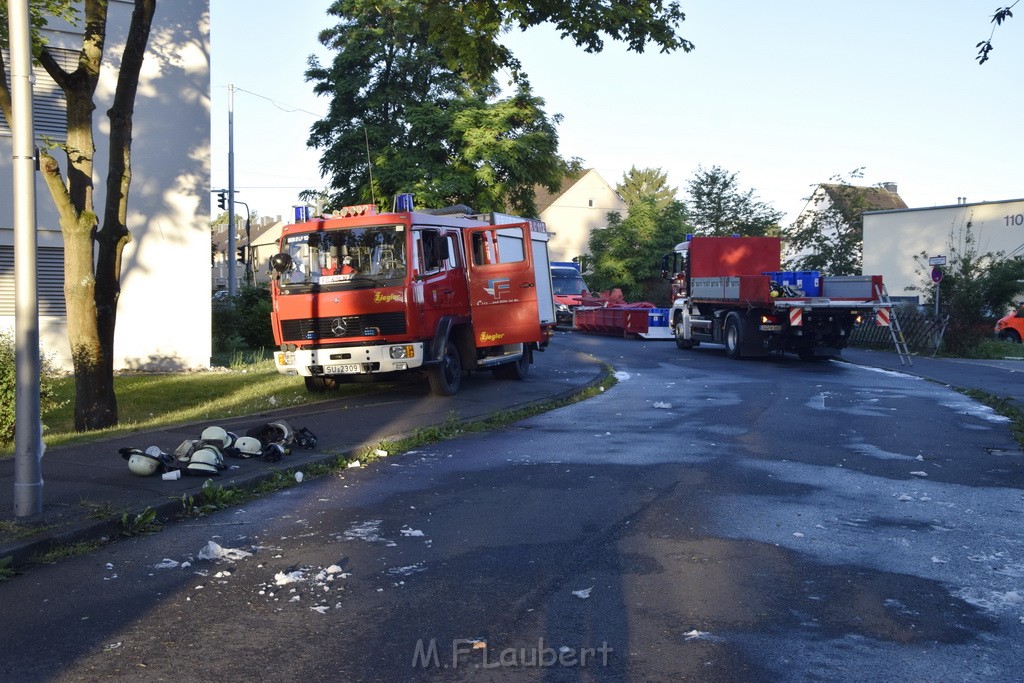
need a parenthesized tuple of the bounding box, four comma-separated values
(259, 442, 287, 462)
(234, 436, 262, 457)
(185, 446, 224, 475)
(201, 426, 233, 449)
(267, 420, 294, 444)
(126, 450, 162, 476)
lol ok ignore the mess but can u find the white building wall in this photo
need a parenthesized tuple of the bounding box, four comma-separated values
(1, 0, 211, 370)
(863, 198, 1024, 299)
(542, 169, 626, 263)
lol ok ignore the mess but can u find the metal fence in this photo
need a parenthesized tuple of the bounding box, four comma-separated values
(848, 305, 941, 354)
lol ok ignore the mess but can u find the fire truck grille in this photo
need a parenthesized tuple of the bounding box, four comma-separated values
(280, 312, 406, 342)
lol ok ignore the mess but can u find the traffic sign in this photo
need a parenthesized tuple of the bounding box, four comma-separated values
(928, 256, 947, 266)
(931, 266, 943, 283)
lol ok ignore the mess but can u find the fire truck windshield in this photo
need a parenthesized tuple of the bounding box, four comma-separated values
(280, 225, 407, 289)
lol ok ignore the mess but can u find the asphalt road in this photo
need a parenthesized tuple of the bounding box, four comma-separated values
(3, 334, 1023, 682)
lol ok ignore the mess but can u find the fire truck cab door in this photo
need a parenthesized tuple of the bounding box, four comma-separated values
(463, 223, 540, 347)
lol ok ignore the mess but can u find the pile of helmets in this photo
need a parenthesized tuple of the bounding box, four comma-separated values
(120, 420, 317, 477)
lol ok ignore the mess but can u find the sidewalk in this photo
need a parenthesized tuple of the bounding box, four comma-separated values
(1, 342, 607, 570)
(839, 347, 1024, 409)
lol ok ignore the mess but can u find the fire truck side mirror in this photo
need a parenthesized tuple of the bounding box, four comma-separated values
(270, 252, 293, 273)
(661, 254, 670, 279)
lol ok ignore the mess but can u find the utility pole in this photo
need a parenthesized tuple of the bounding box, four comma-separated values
(227, 83, 237, 296)
(8, 0, 44, 516)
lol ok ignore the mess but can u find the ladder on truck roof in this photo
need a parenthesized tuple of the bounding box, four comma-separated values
(875, 284, 913, 366)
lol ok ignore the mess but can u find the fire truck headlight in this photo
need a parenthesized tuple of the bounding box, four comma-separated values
(389, 345, 415, 359)
(556, 303, 570, 313)
(853, 314, 864, 325)
(277, 351, 296, 366)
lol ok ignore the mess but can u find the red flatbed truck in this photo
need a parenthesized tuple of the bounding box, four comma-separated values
(666, 236, 889, 360)
(268, 198, 555, 395)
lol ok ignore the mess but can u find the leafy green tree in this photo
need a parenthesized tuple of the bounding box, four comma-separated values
(408, 0, 693, 86)
(617, 166, 677, 211)
(0, 0, 156, 431)
(909, 219, 1024, 354)
(307, 2, 567, 214)
(685, 166, 783, 238)
(587, 199, 690, 305)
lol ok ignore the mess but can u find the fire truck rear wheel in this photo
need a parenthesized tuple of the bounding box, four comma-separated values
(1000, 329, 1021, 343)
(429, 341, 462, 396)
(305, 376, 340, 392)
(492, 352, 530, 380)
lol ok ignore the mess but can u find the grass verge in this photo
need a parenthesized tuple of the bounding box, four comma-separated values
(1, 359, 379, 456)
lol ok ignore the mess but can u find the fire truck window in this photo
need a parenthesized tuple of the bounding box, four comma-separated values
(471, 233, 490, 266)
(420, 230, 444, 273)
(495, 229, 525, 263)
(444, 235, 460, 269)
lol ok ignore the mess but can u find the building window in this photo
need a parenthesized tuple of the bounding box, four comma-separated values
(0, 47, 76, 143)
(588, 199, 595, 208)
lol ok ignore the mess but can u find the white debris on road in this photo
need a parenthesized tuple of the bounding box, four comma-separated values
(197, 541, 252, 562)
(572, 587, 593, 599)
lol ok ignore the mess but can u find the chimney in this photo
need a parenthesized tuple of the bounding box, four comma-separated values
(882, 182, 898, 195)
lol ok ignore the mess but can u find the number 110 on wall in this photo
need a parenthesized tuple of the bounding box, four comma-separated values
(1006, 213, 1024, 226)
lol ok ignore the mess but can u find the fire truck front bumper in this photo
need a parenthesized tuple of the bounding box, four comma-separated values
(274, 343, 426, 377)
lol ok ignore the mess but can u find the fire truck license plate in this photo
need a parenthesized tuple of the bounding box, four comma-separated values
(325, 364, 361, 374)
(760, 324, 782, 332)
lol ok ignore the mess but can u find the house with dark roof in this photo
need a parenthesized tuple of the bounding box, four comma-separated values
(536, 169, 627, 262)
(785, 182, 908, 272)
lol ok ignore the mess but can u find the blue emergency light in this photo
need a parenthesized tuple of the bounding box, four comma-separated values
(394, 193, 414, 212)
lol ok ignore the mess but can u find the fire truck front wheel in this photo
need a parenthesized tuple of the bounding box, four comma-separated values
(673, 318, 695, 350)
(724, 314, 746, 360)
(429, 341, 462, 396)
(305, 375, 341, 392)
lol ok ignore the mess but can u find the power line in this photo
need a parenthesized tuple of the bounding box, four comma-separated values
(231, 86, 323, 118)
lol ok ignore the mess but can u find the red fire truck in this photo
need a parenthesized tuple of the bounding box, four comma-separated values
(268, 197, 555, 395)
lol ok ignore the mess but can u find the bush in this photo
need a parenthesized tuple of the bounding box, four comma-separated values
(0, 329, 68, 445)
(211, 285, 274, 359)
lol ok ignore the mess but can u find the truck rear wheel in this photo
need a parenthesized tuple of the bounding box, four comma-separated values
(428, 341, 462, 396)
(724, 314, 745, 359)
(492, 352, 530, 380)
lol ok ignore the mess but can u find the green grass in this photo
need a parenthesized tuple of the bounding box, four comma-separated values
(956, 339, 1024, 360)
(2, 359, 377, 455)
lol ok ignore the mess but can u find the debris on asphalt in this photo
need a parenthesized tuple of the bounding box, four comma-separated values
(197, 540, 252, 562)
(572, 586, 593, 599)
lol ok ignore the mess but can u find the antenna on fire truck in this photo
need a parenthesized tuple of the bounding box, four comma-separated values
(363, 124, 376, 206)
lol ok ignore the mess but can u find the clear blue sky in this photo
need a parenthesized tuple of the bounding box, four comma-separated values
(211, 0, 1024, 224)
